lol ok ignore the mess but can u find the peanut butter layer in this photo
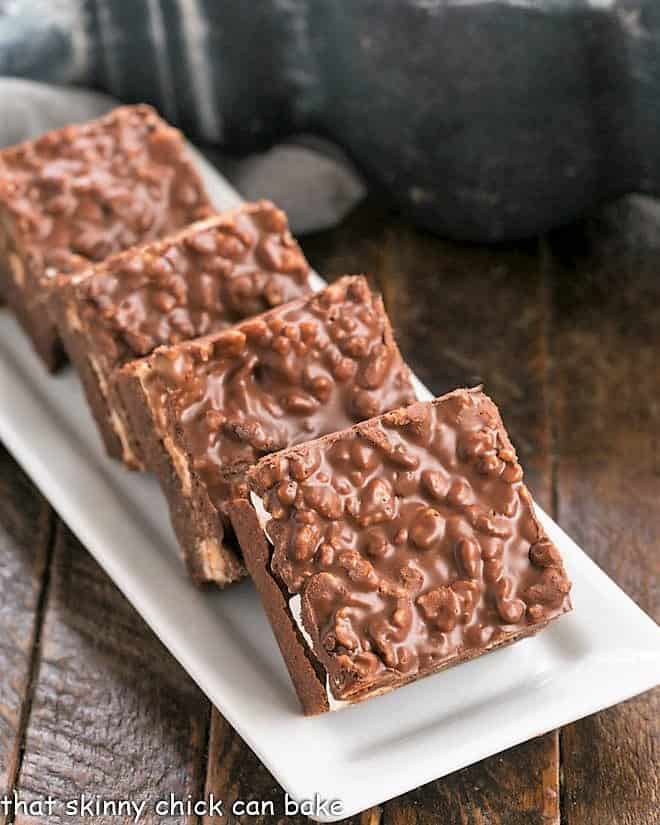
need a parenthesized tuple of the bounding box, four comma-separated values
(0, 103, 213, 370)
(51, 200, 311, 468)
(245, 389, 572, 710)
(118, 275, 416, 585)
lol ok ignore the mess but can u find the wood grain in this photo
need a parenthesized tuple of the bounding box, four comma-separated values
(13, 522, 210, 825)
(549, 199, 660, 825)
(304, 204, 560, 825)
(380, 733, 559, 825)
(1, 197, 658, 825)
(0, 447, 52, 825)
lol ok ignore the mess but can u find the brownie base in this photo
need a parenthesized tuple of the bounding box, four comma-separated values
(229, 498, 330, 714)
(117, 366, 247, 587)
(0, 247, 65, 372)
(49, 288, 137, 465)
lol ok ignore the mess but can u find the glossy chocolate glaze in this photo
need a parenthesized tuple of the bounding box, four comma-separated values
(0, 104, 211, 287)
(143, 276, 416, 522)
(72, 200, 311, 368)
(249, 390, 572, 702)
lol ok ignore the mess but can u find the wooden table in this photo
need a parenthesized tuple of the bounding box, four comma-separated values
(1, 195, 658, 824)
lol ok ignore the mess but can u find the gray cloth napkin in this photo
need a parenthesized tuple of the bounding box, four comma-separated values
(0, 77, 366, 235)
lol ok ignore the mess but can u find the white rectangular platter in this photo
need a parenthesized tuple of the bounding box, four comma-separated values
(1, 154, 659, 822)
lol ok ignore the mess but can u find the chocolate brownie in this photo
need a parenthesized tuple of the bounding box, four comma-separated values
(50, 201, 311, 469)
(0, 104, 212, 370)
(230, 389, 572, 714)
(116, 276, 416, 586)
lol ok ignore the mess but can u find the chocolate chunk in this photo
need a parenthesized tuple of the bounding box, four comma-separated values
(0, 104, 213, 370)
(232, 388, 572, 714)
(116, 276, 415, 587)
(50, 201, 312, 468)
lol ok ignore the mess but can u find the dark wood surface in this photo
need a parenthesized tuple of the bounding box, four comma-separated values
(1, 195, 658, 824)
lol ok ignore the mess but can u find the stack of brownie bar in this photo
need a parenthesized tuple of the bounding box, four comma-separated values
(0, 106, 572, 715)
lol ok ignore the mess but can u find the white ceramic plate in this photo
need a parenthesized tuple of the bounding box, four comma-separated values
(1, 154, 658, 823)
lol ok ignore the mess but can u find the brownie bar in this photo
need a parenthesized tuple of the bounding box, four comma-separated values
(230, 389, 572, 714)
(116, 276, 416, 586)
(0, 104, 212, 370)
(50, 201, 311, 469)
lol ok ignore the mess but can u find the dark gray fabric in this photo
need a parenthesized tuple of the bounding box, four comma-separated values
(2, 1, 659, 240)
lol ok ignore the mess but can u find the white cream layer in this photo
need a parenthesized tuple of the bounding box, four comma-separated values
(250, 491, 349, 711)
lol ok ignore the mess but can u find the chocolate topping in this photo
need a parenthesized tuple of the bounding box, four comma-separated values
(71, 200, 311, 369)
(248, 389, 572, 702)
(0, 104, 212, 287)
(141, 276, 416, 523)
